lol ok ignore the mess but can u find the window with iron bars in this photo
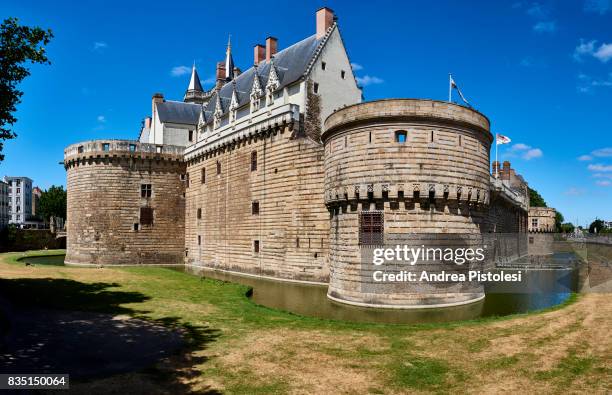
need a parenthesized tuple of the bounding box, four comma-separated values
(359, 211, 384, 245)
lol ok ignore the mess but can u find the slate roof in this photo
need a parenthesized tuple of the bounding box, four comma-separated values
(202, 33, 325, 123)
(157, 101, 201, 125)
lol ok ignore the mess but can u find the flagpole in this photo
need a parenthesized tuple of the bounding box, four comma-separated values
(495, 134, 498, 179)
(448, 74, 452, 102)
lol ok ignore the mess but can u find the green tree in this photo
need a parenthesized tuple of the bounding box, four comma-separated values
(588, 219, 605, 234)
(528, 187, 547, 207)
(559, 222, 574, 233)
(38, 185, 66, 222)
(555, 211, 564, 232)
(0, 17, 53, 162)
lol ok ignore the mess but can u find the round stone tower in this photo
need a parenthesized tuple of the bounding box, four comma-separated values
(322, 99, 494, 308)
(64, 140, 186, 266)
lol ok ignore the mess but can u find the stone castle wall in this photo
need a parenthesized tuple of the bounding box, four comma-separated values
(184, 124, 330, 282)
(64, 140, 186, 265)
(322, 99, 495, 307)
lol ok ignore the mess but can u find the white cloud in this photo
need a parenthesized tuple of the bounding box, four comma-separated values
(507, 143, 543, 160)
(93, 41, 108, 51)
(527, 3, 550, 18)
(593, 173, 612, 179)
(511, 143, 531, 151)
(596, 180, 611, 186)
(588, 164, 612, 172)
(592, 147, 612, 157)
(576, 72, 612, 92)
(171, 65, 191, 77)
(533, 21, 556, 33)
(584, 0, 610, 14)
(564, 187, 586, 196)
(350, 63, 363, 71)
(356, 75, 384, 86)
(574, 39, 597, 61)
(97, 115, 106, 123)
(201, 75, 216, 85)
(574, 40, 612, 63)
(594, 43, 612, 62)
(523, 148, 543, 160)
(578, 154, 593, 161)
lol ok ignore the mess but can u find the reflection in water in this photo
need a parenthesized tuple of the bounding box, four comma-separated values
(183, 264, 577, 324)
(19, 253, 584, 324)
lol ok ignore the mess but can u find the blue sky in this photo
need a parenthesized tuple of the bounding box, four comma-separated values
(1, 0, 611, 226)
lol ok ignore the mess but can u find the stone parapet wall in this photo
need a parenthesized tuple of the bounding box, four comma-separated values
(65, 140, 186, 265)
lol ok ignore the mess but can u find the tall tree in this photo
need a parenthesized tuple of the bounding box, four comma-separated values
(38, 185, 66, 222)
(555, 211, 564, 232)
(528, 187, 547, 207)
(0, 17, 53, 162)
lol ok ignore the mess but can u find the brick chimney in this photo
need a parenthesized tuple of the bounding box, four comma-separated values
(254, 44, 265, 65)
(144, 117, 152, 129)
(316, 7, 335, 39)
(266, 37, 277, 62)
(152, 93, 163, 118)
(216, 61, 226, 81)
(492, 161, 500, 176)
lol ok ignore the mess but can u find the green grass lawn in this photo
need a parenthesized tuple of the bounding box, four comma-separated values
(1, 251, 609, 394)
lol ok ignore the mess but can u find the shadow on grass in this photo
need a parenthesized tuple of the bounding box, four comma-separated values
(0, 278, 222, 394)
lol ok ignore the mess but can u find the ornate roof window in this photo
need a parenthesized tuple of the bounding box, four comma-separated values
(213, 95, 223, 129)
(229, 85, 239, 123)
(266, 59, 280, 106)
(250, 66, 263, 113)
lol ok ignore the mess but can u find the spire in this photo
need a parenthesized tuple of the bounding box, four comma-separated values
(225, 34, 235, 81)
(187, 62, 203, 92)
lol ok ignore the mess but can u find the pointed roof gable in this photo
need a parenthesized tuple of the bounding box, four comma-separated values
(187, 64, 203, 92)
(202, 30, 332, 126)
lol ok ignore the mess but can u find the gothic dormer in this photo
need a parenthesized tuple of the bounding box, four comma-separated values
(250, 65, 264, 112)
(213, 95, 223, 129)
(266, 59, 280, 106)
(197, 107, 206, 137)
(229, 82, 239, 123)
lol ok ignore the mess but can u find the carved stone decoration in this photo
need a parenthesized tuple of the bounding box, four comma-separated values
(382, 184, 389, 192)
(266, 59, 280, 106)
(250, 65, 263, 112)
(229, 84, 239, 123)
(367, 184, 374, 192)
(213, 95, 223, 129)
(413, 184, 420, 192)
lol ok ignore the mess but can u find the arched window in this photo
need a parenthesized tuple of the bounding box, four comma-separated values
(395, 130, 407, 143)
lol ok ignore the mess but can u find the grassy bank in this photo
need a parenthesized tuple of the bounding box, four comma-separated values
(0, 251, 609, 394)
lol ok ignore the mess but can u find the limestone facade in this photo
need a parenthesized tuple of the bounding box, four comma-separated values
(528, 207, 556, 232)
(64, 140, 186, 265)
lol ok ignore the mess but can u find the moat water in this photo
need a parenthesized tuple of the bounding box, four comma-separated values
(20, 253, 582, 324)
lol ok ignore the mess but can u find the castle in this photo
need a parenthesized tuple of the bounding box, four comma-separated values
(64, 8, 532, 308)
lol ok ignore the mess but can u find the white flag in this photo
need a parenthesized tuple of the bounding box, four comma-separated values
(450, 76, 470, 106)
(496, 133, 511, 145)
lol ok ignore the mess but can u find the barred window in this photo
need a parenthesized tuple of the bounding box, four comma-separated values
(217, 160, 221, 174)
(253, 240, 260, 253)
(201, 168, 206, 184)
(197, 208, 202, 219)
(140, 207, 154, 226)
(252, 201, 259, 215)
(359, 211, 384, 245)
(251, 151, 257, 171)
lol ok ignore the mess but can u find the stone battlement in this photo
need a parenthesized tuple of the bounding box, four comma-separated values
(324, 99, 491, 141)
(64, 140, 185, 165)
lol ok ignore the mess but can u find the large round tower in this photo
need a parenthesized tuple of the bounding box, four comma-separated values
(64, 140, 186, 266)
(322, 99, 494, 308)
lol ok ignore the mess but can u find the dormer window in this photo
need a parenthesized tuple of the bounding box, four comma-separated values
(250, 68, 264, 113)
(229, 87, 239, 123)
(266, 61, 280, 107)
